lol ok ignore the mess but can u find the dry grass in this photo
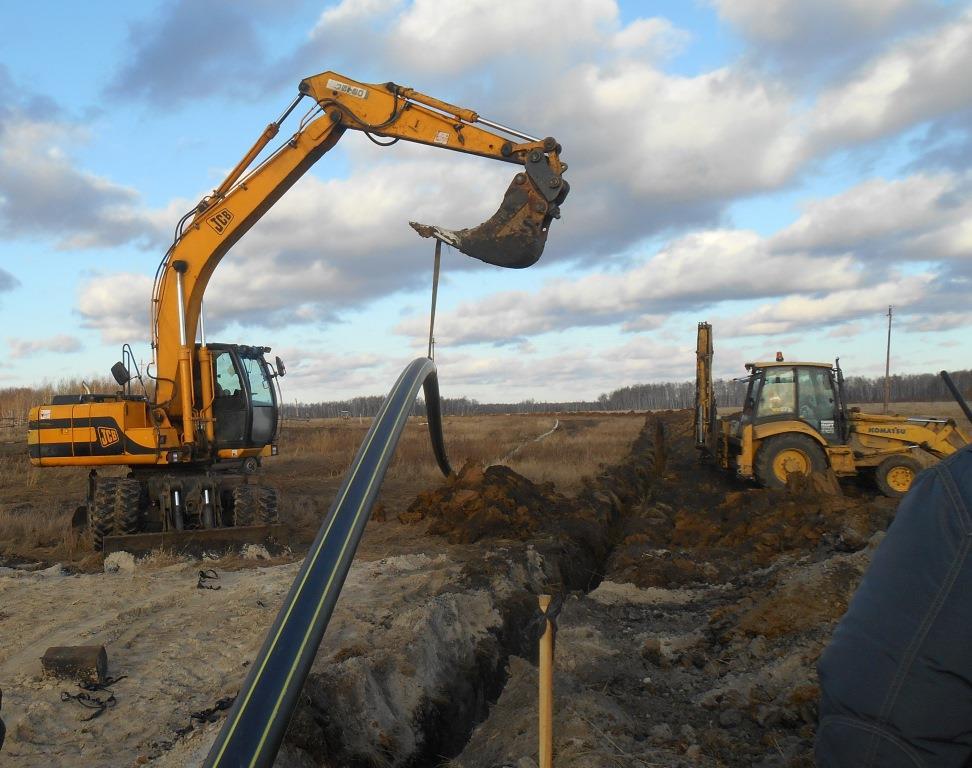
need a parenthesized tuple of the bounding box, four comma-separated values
(1, 412, 646, 564)
(852, 401, 971, 420)
(281, 412, 646, 493)
(495, 415, 646, 491)
(0, 504, 86, 562)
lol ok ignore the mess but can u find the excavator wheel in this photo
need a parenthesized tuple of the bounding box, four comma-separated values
(232, 485, 258, 527)
(113, 478, 143, 536)
(256, 487, 280, 525)
(755, 434, 827, 489)
(875, 454, 922, 498)
(89, 478, 119, 551)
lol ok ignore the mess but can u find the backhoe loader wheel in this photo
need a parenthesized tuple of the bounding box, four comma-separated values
(89, 478, 119, 551)
(256, 487, 279, 525)
(755, 434, 826, 489)
(232, 486, 258, 527)
(113, 479, 143, 536)
(875, 455, 922, 498)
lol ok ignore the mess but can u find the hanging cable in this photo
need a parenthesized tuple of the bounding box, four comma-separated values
(428, 239, 442, 360)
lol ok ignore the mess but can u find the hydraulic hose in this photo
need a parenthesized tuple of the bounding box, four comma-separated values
(204, 357, 451, 768)
(941, 370, 972, 425)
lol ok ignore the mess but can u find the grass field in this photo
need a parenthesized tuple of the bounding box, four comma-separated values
(0, 412, 645, 564)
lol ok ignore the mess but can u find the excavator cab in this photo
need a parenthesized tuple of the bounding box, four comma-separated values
(197, 343, 281, 463)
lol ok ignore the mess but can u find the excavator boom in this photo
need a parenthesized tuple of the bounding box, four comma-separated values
(152, 70, 569, 430)
(28, 70, 570, 550)
(299, 73, 568, 269)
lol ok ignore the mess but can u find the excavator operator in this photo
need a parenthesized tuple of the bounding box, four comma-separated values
(816, 441, 972, 766)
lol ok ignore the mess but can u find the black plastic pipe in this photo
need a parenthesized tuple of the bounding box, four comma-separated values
(941, 370, 972, 425)
(204, 357, 451, 768)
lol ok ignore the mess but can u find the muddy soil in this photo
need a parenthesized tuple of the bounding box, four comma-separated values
(0, 411, 896, 767)
(452, 411, 896, 768)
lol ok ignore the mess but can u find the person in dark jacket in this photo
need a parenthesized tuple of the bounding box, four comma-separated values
(817, 444, 972, 767)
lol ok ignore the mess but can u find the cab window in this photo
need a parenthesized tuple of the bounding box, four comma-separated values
(241, 356, 273, 407)
(798, 367, 836, 433)
(757, 369, 795, 417)
(213, 352, 242, 398)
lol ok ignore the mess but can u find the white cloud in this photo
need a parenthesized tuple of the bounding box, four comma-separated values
(713, 0, 948, 83)
(8, 334, 82, 358)
(721, 274, 932, 336)
(0, 115, 161, 248)
(428, 335, 692, 401)
(397, 229, 861, 345)
(76, 273, 153, 343)
(772, 174, 956, 253)
(715, 0, 932, 45)
(315, 0, 404, 27)
(809, 8, 972, 149)
(771, 171, 972, 262)
(74, 149, 522, 339)
(611, 18, 689, 58)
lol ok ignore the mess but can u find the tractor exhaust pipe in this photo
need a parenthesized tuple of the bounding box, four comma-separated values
(410, 144, 569, 269)
(940, 370, 972, 425)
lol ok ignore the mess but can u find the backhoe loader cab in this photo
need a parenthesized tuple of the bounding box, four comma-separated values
(739, 361, 846, 443)
(723, 361, 848, 487)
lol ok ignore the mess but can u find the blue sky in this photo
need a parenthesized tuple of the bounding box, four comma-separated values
(1, 0, 970, 403)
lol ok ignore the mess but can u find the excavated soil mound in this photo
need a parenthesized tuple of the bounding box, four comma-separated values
(607, 412, 897, 588)
(400, 462, 576, 544)
(400, 415, 665, 593)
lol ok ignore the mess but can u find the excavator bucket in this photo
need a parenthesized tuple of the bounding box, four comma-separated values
(410, 154, 569, 269)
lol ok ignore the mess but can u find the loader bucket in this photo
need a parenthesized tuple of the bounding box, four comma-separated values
(410, 159, 569, 269)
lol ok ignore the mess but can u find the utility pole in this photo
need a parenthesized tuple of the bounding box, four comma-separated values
(884, 305, 893, 414)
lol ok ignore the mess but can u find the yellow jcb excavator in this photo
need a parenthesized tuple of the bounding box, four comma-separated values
(27, 71, 569, 549)
(694, 322, 970, 497)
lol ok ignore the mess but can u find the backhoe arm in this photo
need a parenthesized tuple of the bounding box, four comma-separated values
(152, 71, 568, 445)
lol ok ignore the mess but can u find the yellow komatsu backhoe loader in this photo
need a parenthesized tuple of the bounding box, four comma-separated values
(694, 322, 970, 497)
(27, 71, 569, 549)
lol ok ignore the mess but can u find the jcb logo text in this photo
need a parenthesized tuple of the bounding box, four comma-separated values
(97, 427, 120, 448)
(207, 209, 234, 235)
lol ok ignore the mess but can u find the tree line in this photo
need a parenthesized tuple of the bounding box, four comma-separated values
(283, 369, 972, 418)
(2, 369, 969, 423)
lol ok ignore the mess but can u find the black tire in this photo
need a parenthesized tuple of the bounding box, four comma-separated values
(232, 485, 257, 527)
(89, 478, 119, 551)
(875, 454, 922, 498)
(256, 486, 279, 525)
(241, 457, 259, 475)
(755, 433, 827, 489)
(113, 478, 143, 535)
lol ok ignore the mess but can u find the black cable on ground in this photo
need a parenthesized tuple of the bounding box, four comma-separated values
(204, 357, 451, 768)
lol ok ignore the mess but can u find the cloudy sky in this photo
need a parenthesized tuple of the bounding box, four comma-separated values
(1, 0, 970, 403)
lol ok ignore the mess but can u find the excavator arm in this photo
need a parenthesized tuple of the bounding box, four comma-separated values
(151, 71, 569, 446)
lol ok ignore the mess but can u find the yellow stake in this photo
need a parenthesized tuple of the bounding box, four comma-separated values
(538, 594, 554, 768)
